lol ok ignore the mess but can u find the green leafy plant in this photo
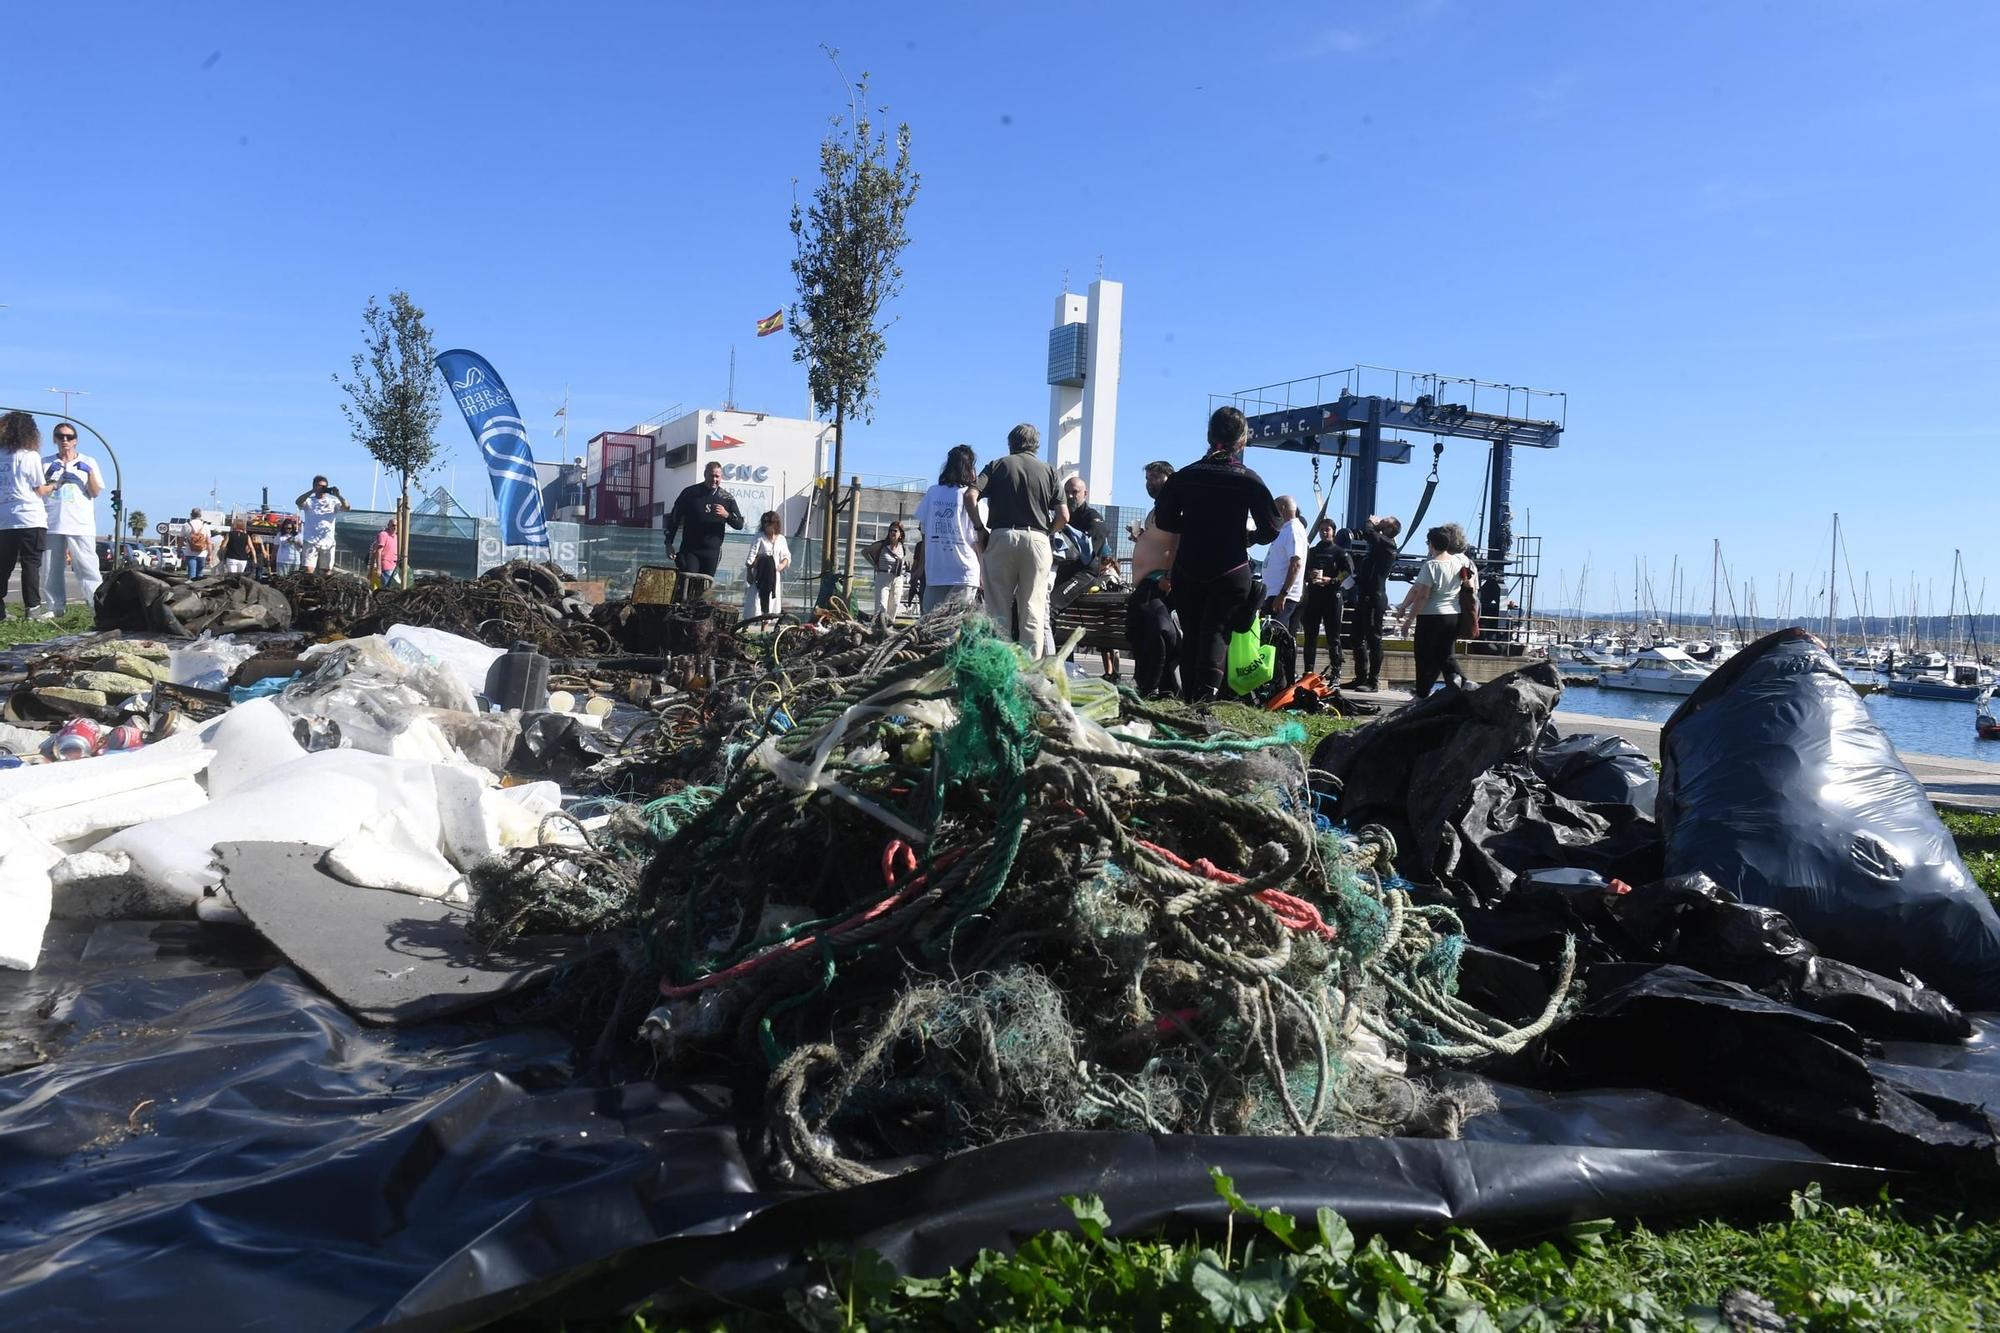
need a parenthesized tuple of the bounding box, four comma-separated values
(617, 1174, 2000, 1332)
(788, 47, 918, 604)
(126, 508, 148, 539)
(335, 290, 442, 589)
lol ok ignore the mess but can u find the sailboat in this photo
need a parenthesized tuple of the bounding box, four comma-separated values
(1885, 551, 1994, 700)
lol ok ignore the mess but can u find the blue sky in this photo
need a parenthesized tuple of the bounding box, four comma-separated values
(7, 1, 1999, 622)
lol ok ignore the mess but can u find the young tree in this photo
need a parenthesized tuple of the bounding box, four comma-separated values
(127, 509, 149, 539)
(789, 54, 919, 605)
(335, 291, 442, 589)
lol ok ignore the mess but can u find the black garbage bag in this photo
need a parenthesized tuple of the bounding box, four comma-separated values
(1508, 870, 1970, 1043)
(1660, 628, 2000, 1009)
(1451, 768, 1663, 905)
(1541, 964, 2000, 1181)
(95, 568, 292, 638)
(1312, 662, 1572, 892)
(1532, 730, 1658, 813)
(507, 711, 616, 780)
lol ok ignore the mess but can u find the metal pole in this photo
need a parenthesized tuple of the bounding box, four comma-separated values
(842, 475, 862, 600)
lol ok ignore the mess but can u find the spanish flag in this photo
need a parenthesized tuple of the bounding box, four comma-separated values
(755, 309, 784, 337)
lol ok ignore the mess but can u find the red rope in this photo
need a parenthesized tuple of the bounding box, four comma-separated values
(658, 843, 967, 999)
(1133, 837, 1337, 942)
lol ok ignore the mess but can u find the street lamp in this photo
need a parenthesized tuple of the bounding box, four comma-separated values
(47, 386, 89, 418)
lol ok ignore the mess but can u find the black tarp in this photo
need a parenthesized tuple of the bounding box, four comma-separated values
(0, 920, 1919, 1330)
(94, 568, 293, 638)
(1659, 628, 2000, 1009)
(1310, 666, 1661, 901)
(1532, 730, 1658, 812)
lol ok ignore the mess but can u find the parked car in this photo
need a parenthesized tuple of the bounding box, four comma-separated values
(117, 542, 155, 568)
(147, 545, 182, 570)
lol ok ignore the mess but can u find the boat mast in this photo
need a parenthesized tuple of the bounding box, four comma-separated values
(1710, 539, 1720, 641)
(1826, 513, 1839, 648)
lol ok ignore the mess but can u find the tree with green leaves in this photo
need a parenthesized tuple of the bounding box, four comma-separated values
(335, 291, 442, 589)
(127, 509, 148, 539)
(789, 53, 919, 605)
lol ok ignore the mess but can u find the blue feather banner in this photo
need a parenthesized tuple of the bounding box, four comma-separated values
(435, 348, 551, 548)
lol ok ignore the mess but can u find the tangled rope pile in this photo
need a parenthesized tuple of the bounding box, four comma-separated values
(354, 574, 615, 656)
(268, 571, 375, 638)
(553, 615, 1579, 1189)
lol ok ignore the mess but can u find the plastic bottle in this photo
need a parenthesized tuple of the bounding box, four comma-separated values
(484, 641, 551, 713)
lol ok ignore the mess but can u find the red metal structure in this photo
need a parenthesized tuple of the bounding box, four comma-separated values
(587, 432, 654, 527)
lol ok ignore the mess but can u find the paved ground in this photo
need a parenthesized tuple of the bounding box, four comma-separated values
(5, 567, 91, 612)
(1554, 709, 2000, 812)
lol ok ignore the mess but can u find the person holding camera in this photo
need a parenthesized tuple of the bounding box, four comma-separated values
(295, 475, 351, 574)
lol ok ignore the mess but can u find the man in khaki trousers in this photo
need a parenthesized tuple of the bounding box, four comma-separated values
(971, 424, 1066, 653)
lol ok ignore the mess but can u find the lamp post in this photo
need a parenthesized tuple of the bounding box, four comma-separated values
(47, 386, 89, 418)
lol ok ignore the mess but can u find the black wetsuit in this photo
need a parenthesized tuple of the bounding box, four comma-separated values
(663, 482, 745, 581)
(1153, 451, 1282, 701)
(1298, 538, 1352, 677)
(1351, 527, 1398, 688)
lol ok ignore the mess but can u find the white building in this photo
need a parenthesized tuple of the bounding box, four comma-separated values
(1046, 277, 1122, 502)
(584, 407, 831, 535)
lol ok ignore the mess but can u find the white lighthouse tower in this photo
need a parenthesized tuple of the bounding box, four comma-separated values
(1045, 277, 1122, 502)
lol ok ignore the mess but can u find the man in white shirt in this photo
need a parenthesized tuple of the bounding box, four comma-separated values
(294, 475, 351, 573)
(41, 423, 104, 615)
(1262, 495, 1307, 630)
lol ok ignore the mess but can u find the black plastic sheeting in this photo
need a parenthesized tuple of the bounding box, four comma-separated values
(1312, 669, 1661, 903)
(1502, 870, 1971, 1043)
(0, 920, 1904, 1331)
(1532, 730, 1658, 812)
(1660, 628, 2000, 1009)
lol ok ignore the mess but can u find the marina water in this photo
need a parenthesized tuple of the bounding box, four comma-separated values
(1561, 671, 1997, 763)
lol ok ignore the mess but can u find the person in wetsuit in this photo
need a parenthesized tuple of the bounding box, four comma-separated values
(1152, 406, 1282, 703)
(1297, 516, 1352, 679)
(662, 460, 745, 595)
(1346, 514, 1402, 693)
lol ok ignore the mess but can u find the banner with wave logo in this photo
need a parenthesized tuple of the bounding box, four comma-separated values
(435, 348, 551, 549)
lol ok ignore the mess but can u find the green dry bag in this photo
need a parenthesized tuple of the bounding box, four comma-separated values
(1226, 614, 1276, 695)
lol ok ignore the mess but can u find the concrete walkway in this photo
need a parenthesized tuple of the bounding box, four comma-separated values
(1554, 710, 2000, 813)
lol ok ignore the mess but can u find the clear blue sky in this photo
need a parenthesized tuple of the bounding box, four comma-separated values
(8, 1, 1999, 623)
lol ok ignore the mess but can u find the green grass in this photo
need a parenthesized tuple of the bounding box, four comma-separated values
(1939, 808, 2000, 907)
(0, 603, 94, 648)
(626, 1177, 2000, 1331)
(1189, 699, 1365, 758)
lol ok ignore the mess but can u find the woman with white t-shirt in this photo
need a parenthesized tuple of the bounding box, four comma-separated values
(0, 412, 57, 621)
(741, 510, 792, 620)
(1395, 522, 1475, 696)
(916, 444, 984, 614)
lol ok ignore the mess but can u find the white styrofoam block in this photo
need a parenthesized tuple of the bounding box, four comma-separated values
(198, 697, 306, 798)
(389, 716, 465, 766)
(24, 776, 208, 846)
(0, 746, 212, 818)
(93, 749, 447, 909)
(0, 815, 62, 970)
(50, 850, 194, 920)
